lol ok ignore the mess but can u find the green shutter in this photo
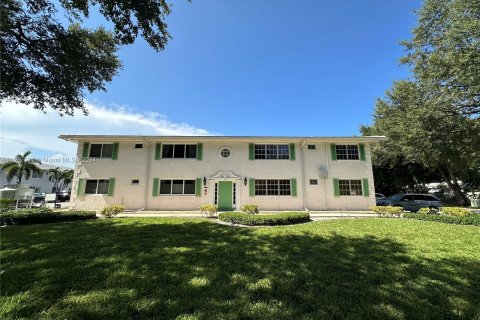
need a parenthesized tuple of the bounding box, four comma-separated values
(330, 144, 337, 161)
(333, 178, 340, 197)
(249, 178, 255, 197)
(112, 142, 119, 160)
(195, 178, 202, 197)
(291, 178, 297, 197)
(82, 142, 89, 158)
(155, 143, 161, 160)
(249, 143, 254, 160)
(152, 178, 159, 196)
(289, 143, 296, 160)
(108, 178, 116, 196)
(359, 143, 366, 161)
(197, 143, 203, 160)
(77, 178, 84, 196)
(362, 178, 370, 197)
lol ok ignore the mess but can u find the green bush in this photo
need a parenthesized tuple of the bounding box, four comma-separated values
(218, 212, 310, 226)
(200, 204, 218, 218)
(0, 199, 16, 211)
(241, 204, 259, 214)
(440, 207, 471, 217)
(0, 208, 96, 225)
(100, 205, 125, 218)
(403, 212, 480, 226)
(370, 206, 403, 217)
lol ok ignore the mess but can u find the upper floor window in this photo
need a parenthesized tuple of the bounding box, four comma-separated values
(336, 145, 359, 160)
(339, 179, 362, 196)
(255, 179, 291, 196)
(89, 144, 113, 158)
(85, 179, 110, 194)
(307, 144, 316, 150)
(162, 144, 197, 159)
(134, 143, 143, 149)
(254, 144, 289, 160)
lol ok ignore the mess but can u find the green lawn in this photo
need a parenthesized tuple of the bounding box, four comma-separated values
(1, 218, 479, 319)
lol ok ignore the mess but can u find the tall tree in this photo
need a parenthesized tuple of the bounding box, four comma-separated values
(401, 0, 480, 117)
(1, 0, 175, 115)
(60, 169, 74, 190)
(48, 167, 63, 192)
(0, 151, 42, 185)
(364, 81, 480, 206)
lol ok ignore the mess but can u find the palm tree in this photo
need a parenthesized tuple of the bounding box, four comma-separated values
(60, 169, 74, 190)
(48, 167, 63, 192)
(0, 151, 42, 185)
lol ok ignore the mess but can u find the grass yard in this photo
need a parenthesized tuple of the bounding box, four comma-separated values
(1, 218, 479, 319)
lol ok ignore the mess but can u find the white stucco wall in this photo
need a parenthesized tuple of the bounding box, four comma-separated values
(69, 138, 377, 211)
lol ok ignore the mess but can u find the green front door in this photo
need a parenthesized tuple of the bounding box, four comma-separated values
(218, 181, 233, 211)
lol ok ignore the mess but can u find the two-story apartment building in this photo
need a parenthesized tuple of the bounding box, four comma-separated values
(59, 135, 386, 211)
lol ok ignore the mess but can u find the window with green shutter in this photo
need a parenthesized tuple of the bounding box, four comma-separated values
(195, 178, 202, 196)
(108, 178, 116, 196)
(289, 143, 296, 160)
(359, 143, 366, 161)
(112, 143, 119, 160)
(196, 143, 203, 160)
(333, 178, 340, 196)
(82, 142, 90, 158)
(249, 178, 255, 196)
(155, 143, 161, 160)
(77, 178, 85, 196)
(330, 144, 337, 161)
(291, 178, 297, 197)
(362, 178, 370, 197)
(249, 143, 254, 160)
(152, 178, 159, 196)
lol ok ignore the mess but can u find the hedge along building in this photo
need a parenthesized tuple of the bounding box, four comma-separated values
(59, 135, 386, 211)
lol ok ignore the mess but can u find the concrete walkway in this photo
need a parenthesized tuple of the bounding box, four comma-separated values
(113, 210, 377, 219)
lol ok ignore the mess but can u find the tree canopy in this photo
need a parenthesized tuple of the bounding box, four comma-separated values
(401, 0, 480, 117)
(0, 151, 42, 184)
(1, 0, 175, 115)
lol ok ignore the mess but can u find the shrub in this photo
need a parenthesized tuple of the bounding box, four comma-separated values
(100, 205, 125, 218)
(0, 199, 16, 211)
(403, 212, 480, 226)
(218, 212, 310, 226)
(200, 204, 218, 218)
(370, 206, 403, 218)
(440, 207, 471, 217)
(241, 204, 259, 214)
(0, 208, 96, 225)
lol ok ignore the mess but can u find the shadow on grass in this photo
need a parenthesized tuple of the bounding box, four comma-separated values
(1, 219, 479, 319)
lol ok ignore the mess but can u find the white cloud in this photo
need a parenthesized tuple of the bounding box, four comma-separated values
(0, 101, 213, 165)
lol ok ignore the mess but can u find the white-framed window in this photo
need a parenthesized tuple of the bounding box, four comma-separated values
(219, 147, 231, 159)
(131, 179, 140, 184)
(159, 179, 195, 195)
(84, 179, 110, 194)
(336, 145, 359, 160)
(161, 144, 197, 159)
(339, 179, 363, 196)
(255, 179, 291, 196)
(309, 179, 318, 185)
(254, 144, 289, 160)
(307, 144, 316, 150)
(89, 144, 113, 158)
(134, 144, 143, 149)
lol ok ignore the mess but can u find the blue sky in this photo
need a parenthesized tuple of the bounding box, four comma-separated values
(88, 0, 419, 135)
(1, 0, 421, 164)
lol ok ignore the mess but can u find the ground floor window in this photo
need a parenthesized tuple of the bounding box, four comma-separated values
(160, 179, 195, 195)
(255, 179, 291, 196)
(339, 179, 363, 196)
(85, 179, 110, 194)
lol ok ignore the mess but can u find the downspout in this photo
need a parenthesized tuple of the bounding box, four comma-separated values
(324, 142, 329, 210)
(300, 140, 308, 211)
(143, 139, 151, 211)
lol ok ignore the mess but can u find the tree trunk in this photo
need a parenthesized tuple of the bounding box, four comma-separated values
(438, 168, 470, 206)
